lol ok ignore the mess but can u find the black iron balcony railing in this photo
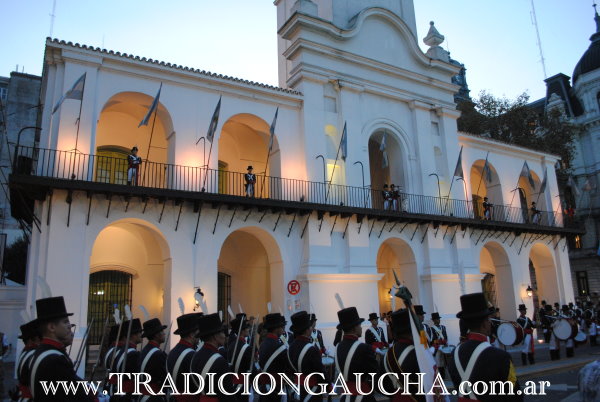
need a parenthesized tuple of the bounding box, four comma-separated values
(13, 146, 566, 228)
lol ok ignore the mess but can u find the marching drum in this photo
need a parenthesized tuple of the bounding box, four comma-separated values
(497, 322, 524, 346)
(574, 331, 587, 345)
(439, 345, 456, 368)
(552, 319, 578, 341)
(321, 356, 335, 381)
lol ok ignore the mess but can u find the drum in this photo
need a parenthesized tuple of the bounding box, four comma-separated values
(552, 319, 577, 341)
(574, 331, 587, 345)
(439, 345, 455, 368)
(321, 356, 335, 381)
(497, 322, 524, 346)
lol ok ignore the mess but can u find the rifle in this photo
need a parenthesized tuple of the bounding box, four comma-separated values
(120, 305, 134, 372)
(89, 313, 111, 381)
(248, 314, 261, 373)
(73, 318, 94, 373)
(230, 314, 246, 365)
(162, 321, 173, 353)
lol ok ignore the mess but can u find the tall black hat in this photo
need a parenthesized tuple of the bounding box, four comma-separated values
(142, 318, 167, 338)
(131, 146, 138, 152)
(264, 313, 287, 330)
(108, 324, 119, 344)
(247, 165, 253, 170)
(561, 305, 570, 312)
(414, 305, 426, 315)
(456, 293, 494, 320)
(544, 304, 553, 312)
(174, 313, 199, 336)
(290, 311, 312, 333)
(36, 296, 73, 322)
(368, 313, 379, 321)
(197, 313, 224, 337)
(337, 307, 365, 331)
(518, 304, 527, 311)
(309, 313, 317, 323)
(19, 319, 40, 340)
(391, 309, 411, 335)
(383, 184, 389, 188)
(431, 312, 441, 321)
(230, 313, 249, 332)
(119, 319, 142, 338)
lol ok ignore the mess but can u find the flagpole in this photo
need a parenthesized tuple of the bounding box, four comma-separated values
(142, 100, 160, 187)
(260, 147, 272, 199)
(475, 152, 489, 197)
(202, 139, 214, 192)
(261, 107, 278, 199)
(70, 76, 86, 179)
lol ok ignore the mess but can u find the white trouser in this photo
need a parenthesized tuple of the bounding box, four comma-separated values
(549, 332, 558, 350)
(246, 183, 255, 197)
(127, 167, 138, 183)
(521, 333, 533, 353)
(383, 200, 390, 210)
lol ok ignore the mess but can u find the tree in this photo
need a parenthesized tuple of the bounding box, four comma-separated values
(457, 91, 580, 173)
(2, 235, 28, 285)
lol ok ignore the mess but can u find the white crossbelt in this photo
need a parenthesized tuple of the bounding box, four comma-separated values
(454, 342, 491, 400)
(30, 350, 65, 399)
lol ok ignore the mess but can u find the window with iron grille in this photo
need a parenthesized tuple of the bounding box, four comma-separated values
(88, 270, 132, 344)
(576, 271, 589, 297)
(218, 272, 231, 324)
(95, 146, 129, 185)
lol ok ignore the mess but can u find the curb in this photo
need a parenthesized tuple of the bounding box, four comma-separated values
(517, 357, 598, 378)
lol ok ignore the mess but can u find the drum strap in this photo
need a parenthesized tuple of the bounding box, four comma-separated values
(432, 325, 445, 341)
(454, 342, 490, 400)
(368, 327, 382, 343)
(262, 344, 287, 373)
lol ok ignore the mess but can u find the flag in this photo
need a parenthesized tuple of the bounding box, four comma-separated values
(138, 83, 162, 128)
(539, 168, 548, 195)
(482, 152, 492, 183)
(567, 176, 581, 197)
(520, 161, 535, 189)
(52, 73, 86, 114)
(268, 107, 278, 152)
(380, 131, 389, 169)
(340, 122, 347, 161)
(206, 96, 222, 143)
(453, 146, 464, 178)
(408, 305, 442, 402)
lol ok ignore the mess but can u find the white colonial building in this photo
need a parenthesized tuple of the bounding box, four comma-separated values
(8, 0, 577, 361)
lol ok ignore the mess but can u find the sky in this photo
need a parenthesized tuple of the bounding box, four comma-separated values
(0, 1, 593, 101)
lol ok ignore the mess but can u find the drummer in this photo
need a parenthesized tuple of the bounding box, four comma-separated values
(365, 312, 388, 355)
(516, 304, 536, 365)
(562, 304, 576, 358)
(429, 312, 448, 378)
(541, 304, 553, 344)
(490, 308, 502, 349)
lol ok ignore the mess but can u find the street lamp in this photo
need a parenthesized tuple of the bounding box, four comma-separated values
(13, 126, 41, 171)
(428, 173, 441, 199)
(315, 155, 326, 183)
(526, 285, 533, 298)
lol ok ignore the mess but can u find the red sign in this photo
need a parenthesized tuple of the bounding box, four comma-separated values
(287, 280, 301, 295)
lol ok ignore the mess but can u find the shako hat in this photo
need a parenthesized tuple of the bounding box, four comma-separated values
(263, 313, 287, 330)
(337, 307, 365, 331)
(197, 313, 224, 338)
(414, 305, 426, 315)
(174, 313, 199, 336)
(456, 292, 494, 320)
(36, 296, 73, 322)
(391, 309, 411, 335)
(19, 319, 39, 340)
(142, 318, 167, 338)
(290, 311, 312, 333)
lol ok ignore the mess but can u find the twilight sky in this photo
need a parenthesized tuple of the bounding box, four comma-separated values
(0, 1, 592, 101)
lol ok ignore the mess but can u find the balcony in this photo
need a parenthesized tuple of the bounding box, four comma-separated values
(9, 146, 581, 236)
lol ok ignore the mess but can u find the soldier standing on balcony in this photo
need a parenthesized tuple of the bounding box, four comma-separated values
(245, 166, 256, 197)
(382, 184, 391, 210)
(390, 184, 399, 211)
(530, 202, 541, 224)
(127, 146, 142, 186)
(483, 197, 492, 220)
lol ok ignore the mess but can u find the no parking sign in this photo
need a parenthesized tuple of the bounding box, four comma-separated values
(287, 280, 301, 295)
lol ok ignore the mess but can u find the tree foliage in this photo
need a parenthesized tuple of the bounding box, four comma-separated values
(457, 91, 580, 174)
(2, 235, 28, 285)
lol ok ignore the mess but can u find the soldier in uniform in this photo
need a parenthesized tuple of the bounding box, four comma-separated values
(167, 313, 200, 401)
(429, 312, 448, 378)
(310, 313, 326, 356)
(541, 304, 553, 344)
(288, 311, 328, 401)
(490, 308, 501, 348)
(382, 184, 392, 210)
(29, 296, 96, 401)
(139, 318, 168, 401)
(112, 318, 143, 401)
(245, 166, 256, 197)
(228, 313, 247, 349)
(335, 307, 378, 402)
(364, 313, 387, 354)
(381, 309, 424, 402)
(10, 319, 40, 401)
(530, 202, 540, 224)
(413, 306, 431, 342)
(390, 184, 399, 211)
(190, 313, 238, 402)
(226, 314, 252, 400)
(516, 304, 536, 365)
(448, 293, 522, 401)
(562, 305, 576, 358)
(258, 313, 290, 402)
(482, 197, 492, 220)
(127, 146, 142, 186)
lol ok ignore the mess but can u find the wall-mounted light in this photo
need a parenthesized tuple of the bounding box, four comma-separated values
(193, 288, 204, 311)
(526, 285, 533, 298)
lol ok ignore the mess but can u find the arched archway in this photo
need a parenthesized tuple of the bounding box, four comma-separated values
(369, 130, 407, 209)
(376, 238, 418, 313)
(529, 243, 559, 305)
(217, 227, 284, 320)
(470, 160, 503, 219)
(517, 169, 547, 221)
(218, 114, 280, 197)
(95, 92, 175, 186)
(479, 242, 516, 317)
(88, 219, 171, 344)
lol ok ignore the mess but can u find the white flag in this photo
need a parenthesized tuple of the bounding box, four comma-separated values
(520, 161, 535, 189)
(380, 131, 389, 169)
(268, 107, 278, 152)
(138, 83, 162, 128)
(52, 73, 86, 114)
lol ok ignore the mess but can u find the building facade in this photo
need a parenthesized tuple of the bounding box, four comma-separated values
(11, 0, 578, 360)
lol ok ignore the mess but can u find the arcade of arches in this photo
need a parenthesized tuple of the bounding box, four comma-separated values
(470, 160, 503, 219)
(376, 238, 419, 313)
(369, 131, 406, 209)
